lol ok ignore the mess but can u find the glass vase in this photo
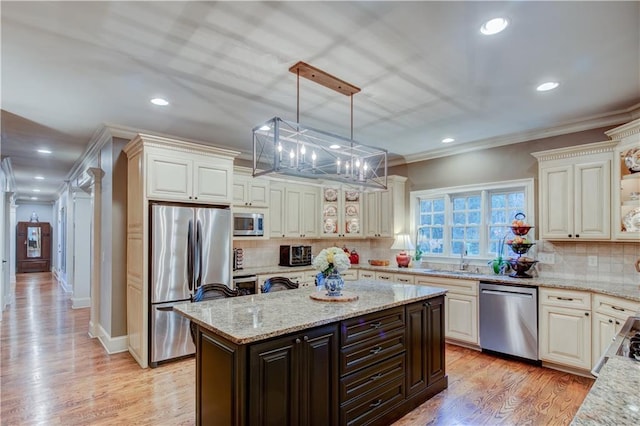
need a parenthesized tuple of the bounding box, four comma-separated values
(324, 271, 345, 297)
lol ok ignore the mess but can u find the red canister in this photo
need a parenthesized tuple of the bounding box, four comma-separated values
(349, 249, 359, 265)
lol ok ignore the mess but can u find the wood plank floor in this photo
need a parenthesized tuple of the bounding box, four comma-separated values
(1, 273, 593, 425)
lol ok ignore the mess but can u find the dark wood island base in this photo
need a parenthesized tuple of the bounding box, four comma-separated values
(192, 295, 447, 426)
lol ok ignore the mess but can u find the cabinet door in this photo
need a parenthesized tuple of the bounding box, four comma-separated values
(284, 186, 302, 237)
(249, 336, 299, 426)
(406, 297, 445, 397)
(445, 293, 479, 345)
(300, 187, 319, 238)
(269, 185, 285, 238)
(248, 179, 269, 207)
(193, 159, 233, 203)
(298, 325, 339, 426)
(574, 160, 610, 239)
(592, 312, 618, 366)
(363, 192, 379, 237)
(539, 164, 573, 239)
(378, 189, 393, 237)
(539, 305, 591, 369)
(147, 153, 192, 201)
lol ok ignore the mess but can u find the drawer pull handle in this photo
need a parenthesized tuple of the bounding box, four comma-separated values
(556, 297, 574, 301)
(370, 322, 382, 329)
(369, 399, 383, 408)
(370, 346, 383, 355)
(611, 306, 625, 312)
(370, 373, 383, 381)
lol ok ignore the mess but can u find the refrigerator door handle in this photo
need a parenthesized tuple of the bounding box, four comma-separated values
(187, 219, 194, 292)
(196, 220, 203, 288)
(156, 306, 174, 312)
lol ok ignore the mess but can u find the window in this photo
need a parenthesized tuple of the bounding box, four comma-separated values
(410, 179, 534, 260)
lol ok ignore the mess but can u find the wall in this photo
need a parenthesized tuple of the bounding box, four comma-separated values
(16, 203, 54, 225)
(398, 125, 640, 285)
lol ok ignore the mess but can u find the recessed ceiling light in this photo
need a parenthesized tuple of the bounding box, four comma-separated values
(329, 144, 341, 149)
(33, 189, 41, 192)
(442, 138, 455, 144)
(480, 17, 509, 35)
(536, 81, 559, 92)
(37, 149, 52, 154)
(150, 98, 169, 106)
(31, 197, 38, 200)
(259, 125, 270, 131)
(34, 176, 45, 180)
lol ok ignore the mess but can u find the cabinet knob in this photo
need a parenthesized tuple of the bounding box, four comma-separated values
(303, 336, 309, 342)
(295, 338, 301, 344)
(584, 312, 589, 317)
(424, 301, 431, 307)
(568, 234, 572, 238)
(615, 320, 620, 325)
(608, 319, 613, 323)
(189, 196, 193, 200)
(249, 202, 252, 206)
(575, 234, 579, 238)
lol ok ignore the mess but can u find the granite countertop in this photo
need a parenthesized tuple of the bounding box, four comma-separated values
(235, 265, 640, 302)
(571, 357, 640, 425)
(174, 280, 446, 345)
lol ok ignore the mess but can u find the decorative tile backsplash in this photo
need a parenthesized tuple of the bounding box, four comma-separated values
(234, 238, 640, 284)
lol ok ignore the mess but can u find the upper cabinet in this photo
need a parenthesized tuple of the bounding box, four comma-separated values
(232, 172, 269, 208)
(364, 176, 408, 238)
(605, 118, 640, 240)
(145, 141, 235, 204)
(269, 182, 319, 238)
(320, 187, 363, 238)
(533, 142, 615, 240)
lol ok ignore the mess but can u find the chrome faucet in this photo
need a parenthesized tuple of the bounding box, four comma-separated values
(459, 246, 469, 271)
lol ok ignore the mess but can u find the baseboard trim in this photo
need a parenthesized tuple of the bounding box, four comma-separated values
(71, 297, 91, 309)
(91, 322, 128, 354)
(541, 360, 595, 379)
(57, 277, 72, 295)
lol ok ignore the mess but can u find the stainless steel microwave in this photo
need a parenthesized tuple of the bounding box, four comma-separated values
(233, 212, 264, 236)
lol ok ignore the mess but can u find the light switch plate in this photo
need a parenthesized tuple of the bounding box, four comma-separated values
(538, 252, 555, 264)
(588, 255, 598, 267)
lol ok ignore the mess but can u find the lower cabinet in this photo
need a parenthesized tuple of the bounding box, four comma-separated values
(591, 294, 640, 367)
(539, 288, 592, 370)
(249, 324, 339, 426)
(194, 298, 447, 426)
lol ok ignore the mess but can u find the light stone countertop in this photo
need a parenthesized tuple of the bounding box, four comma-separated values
(235, 265, 640, 302)
(571, 357, 640, 425)
(174, 280, 447, 345)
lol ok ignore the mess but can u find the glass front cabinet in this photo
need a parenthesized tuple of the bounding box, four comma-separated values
(606, 118, 640, 240)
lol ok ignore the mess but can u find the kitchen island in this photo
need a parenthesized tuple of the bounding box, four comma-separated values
(174, 280, 448, 426)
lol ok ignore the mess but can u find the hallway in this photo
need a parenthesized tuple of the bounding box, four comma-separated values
(1, 273, 593, 425)
(0, 273, 194, 425)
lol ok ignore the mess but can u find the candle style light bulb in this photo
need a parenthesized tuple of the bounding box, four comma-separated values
(312, 151, 317, 168)
(336, 158, 341, 174)
(277, 143, 283, 161)
(289, 150, 295, 167)
(300, 145, 306, 163)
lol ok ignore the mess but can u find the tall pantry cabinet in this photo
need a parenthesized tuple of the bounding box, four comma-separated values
(123, 134, 238, 368)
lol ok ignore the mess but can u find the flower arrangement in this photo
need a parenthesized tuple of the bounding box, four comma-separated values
(312, 246, 351, 277)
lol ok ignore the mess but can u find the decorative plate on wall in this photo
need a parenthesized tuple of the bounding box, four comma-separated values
(622, 207, 640, 232)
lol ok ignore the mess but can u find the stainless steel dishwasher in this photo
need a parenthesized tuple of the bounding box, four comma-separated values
(479, 282, 538, 362)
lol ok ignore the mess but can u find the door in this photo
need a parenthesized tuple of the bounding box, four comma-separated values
(150, 302, 195, 364)
(151, 205, 193, 303)
(196, 207, 231, 288)
(574, 160, 610, 239)
(539, 305, 591, 369)
(539, 164, 573, 239)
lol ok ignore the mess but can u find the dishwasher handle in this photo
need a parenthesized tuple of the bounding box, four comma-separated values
(481, 289, 534, 298)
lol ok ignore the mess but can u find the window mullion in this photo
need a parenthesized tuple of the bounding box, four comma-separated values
(480, 190, 488, 257)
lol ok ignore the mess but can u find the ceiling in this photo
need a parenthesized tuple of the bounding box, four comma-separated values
(2, 1, 639, 203)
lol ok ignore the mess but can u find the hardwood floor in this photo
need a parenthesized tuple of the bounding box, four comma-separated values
(1, 273, 593, 425)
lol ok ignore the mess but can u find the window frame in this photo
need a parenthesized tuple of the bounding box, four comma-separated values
(409, 178, 535, 263)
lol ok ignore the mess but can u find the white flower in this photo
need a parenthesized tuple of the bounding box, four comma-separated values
(312, 246, 351, 275)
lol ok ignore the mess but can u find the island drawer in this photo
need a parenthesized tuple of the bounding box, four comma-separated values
(340, 376, 405, 426)
(340, 328, 405, 376)
(340, 353, 405, 403)
(341, 306, 405, 347)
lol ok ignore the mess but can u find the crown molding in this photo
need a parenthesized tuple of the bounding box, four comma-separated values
(402, 103, 640, 165)
(605, 117, 640, 139)
(530, 140, 617, 161)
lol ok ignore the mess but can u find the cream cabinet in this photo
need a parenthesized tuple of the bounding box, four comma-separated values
(363, 189, 393, 237)
(147, 148, 234, 204)
(415, 276, 479, 347)
(591, 294, 639, 366)
(605, 118, 640, 240)
(375, 271, 394, 281)
(123, 134, 239, 368)
(394, 273, 415, 284)
(533, 142, 615, 240)
(232, 173, 269, 207)
(268, 183, 319, 238)
(539, 288, 591, 370)
(320, 187, 363, 238)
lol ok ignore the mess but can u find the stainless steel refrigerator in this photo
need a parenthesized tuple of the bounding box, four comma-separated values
(149, 203, 232, 366)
